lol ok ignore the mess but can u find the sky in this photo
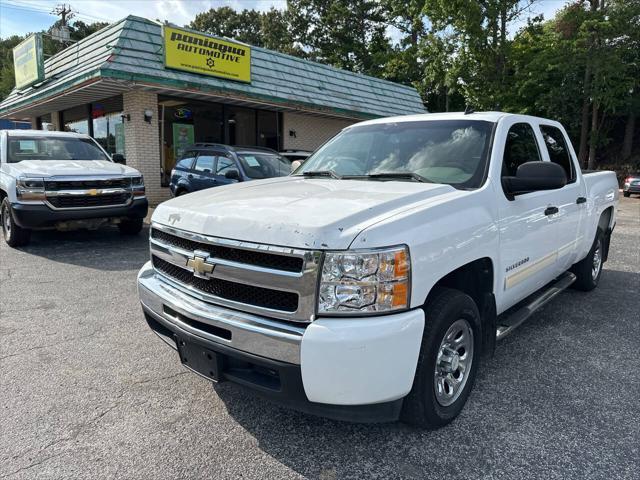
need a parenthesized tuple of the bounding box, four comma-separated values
(0, 0, 572, 40)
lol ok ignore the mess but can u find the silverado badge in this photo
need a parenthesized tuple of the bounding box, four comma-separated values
(186, 250, 214, 278)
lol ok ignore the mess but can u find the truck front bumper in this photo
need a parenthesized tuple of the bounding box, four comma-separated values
(137, 262, 425, 422)
(11, 198, 148, 229)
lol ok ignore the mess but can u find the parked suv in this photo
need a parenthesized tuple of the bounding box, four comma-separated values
(0, 130, 147, 247)
(169, 144, 290, 196)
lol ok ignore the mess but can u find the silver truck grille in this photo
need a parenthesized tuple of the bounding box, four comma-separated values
(44, 177, 133, 210)
(149, 223, 322, 323)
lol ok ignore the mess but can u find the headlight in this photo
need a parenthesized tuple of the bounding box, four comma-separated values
(319, 246, 410, 314)
(16, 177, 45, 201)
(130, 175, 145, 196)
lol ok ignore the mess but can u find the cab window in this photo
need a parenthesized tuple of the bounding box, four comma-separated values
(540, 125, 575, 183)
(176, 151, 197, 169)
(502, 123, 542, 177)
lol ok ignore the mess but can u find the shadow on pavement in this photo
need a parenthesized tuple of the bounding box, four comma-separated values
(7, 225, 151, 271)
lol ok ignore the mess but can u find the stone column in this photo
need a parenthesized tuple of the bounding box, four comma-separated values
(122, 89, 168, 205)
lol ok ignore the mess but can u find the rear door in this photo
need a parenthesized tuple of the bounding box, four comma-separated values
(191, 153, 217, 191)
(537, 123, 586, 272)
(496, 121, 562, 311)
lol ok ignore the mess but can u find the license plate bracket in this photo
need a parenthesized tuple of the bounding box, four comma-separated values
(175, 335, 223, 382)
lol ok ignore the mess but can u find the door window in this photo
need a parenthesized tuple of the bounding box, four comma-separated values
(215, 156, 235, 175)
(502, 123, 542, 177)
(540, 125, 575, 183)
(177, 151, 198, 169)
(194, 154, 215, 173)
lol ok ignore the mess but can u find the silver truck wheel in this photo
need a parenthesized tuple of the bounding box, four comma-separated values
(401, 287, 481, 429)
(434, 319, 474, 407)
(591, 239, 602, 281)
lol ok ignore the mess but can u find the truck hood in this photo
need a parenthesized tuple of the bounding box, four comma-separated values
(152, 177, 459, 249)
(8, 160, 140, 177)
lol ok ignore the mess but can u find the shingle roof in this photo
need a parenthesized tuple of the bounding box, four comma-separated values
(0, 16, 425, 119)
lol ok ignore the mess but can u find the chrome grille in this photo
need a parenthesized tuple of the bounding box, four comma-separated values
(151, 228, 303, 273)
(44, 176, 133, 210)
(149, 223, 322, 322)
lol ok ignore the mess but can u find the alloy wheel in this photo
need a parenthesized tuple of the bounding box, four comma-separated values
(434, 318, 474, 407)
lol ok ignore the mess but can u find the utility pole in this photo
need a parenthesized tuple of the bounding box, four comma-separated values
(50, 4, 75, 44)
(51, 4, 75, 27)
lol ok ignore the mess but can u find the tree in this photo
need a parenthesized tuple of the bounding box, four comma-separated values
(288, 0, 390, 75)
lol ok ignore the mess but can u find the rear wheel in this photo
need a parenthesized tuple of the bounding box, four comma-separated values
(1, 198, 31, 247)
(401, 287, 481, 429)
(118, 218, 143, 235)
(571, 229, 604, 291)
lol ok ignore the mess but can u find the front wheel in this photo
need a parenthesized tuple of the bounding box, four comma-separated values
(623, 192, 630, 197)
(401, 287, 481, 429)
(1, 198, 31, 247)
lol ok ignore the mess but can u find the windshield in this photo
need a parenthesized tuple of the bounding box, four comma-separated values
(237, 153, 290, 179)
(297, 120, 494, 188)
(7, 137, 110, 163)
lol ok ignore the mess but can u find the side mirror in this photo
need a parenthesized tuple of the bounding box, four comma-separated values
(502, 161, 567, 198)
(225, 169, 241, 181)
(112, 153, 126, 164)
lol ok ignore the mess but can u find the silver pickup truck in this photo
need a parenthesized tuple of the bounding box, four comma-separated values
(0, 129, 147, 247)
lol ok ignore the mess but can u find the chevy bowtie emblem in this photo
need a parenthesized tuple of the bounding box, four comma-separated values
(88, 188, 102, 196)
(186, 250, 214, 278)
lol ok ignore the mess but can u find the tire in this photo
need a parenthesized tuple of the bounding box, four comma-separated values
(118, 218, 143, 235)
(175, 189, 187, 197)
(1, 198, 31, 247)
(570, 228, 604, 291)
(401, 287, 481, 429)
(623, 192, 630, 197)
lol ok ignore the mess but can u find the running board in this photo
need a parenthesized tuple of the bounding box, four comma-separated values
(496, 272, 576, 341)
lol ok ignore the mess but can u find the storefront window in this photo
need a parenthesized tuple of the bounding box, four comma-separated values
(37, 113, 53, 131)
(227, 106, 255, 146)
(91, 96, 124, 155)
(257, 110, 279, 149)
(62, 105, 89, 134)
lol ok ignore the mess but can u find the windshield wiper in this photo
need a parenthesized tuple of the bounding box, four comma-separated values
(301, 170, 343, 179)
(353, 172, 432, 183)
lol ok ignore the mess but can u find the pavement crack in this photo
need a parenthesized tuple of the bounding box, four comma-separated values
(0, 329, 102, 362)
(0, 451, 65, 479)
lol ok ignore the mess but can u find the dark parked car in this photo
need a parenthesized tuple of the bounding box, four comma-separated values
(623, 173, 640, 197)
(169, 144, 291, 196)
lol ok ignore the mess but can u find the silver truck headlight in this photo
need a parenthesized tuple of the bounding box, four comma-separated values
(130, 175, 145, 197)
(318, 246, 410, 314)
(16, 177, 45, 201)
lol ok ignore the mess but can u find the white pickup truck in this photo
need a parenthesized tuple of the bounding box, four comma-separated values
(138, 112, 618, 428)
(0, 130, 147, 247)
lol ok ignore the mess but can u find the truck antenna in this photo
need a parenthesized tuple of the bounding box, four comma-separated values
(464, 105, 475, 115)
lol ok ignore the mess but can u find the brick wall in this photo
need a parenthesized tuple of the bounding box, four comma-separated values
(122, 90, 169, 205)
(282, 112, 357, 151)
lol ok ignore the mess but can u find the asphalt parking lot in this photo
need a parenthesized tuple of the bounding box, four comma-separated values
(1, 197, 638, 480)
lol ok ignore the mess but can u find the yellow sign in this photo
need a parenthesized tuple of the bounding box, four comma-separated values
(163, 25, 251, 83)
(13, 34, 44, 90)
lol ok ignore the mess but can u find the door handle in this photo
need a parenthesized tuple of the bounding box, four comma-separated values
(576, 197, 587, 204)
(544, 206, 559, 216)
